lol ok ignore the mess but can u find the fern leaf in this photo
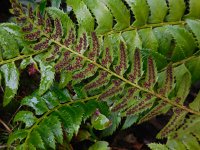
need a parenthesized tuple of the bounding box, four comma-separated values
(51, 0, 61, 8)
(21, 95, 49, 115)
(101, 112, 121, 137)
(46, 7, 74, 36)
(37, 60, 55, 95)
(99, 80, 124, 100)
(67, 0, 94, 33)
(125, 0, 149, 26)
(166, 0, 185, 21)
(0, 26, 20, 59)
(28, 130, 45, 149)
(5, 1, 200, 149)
(14, 111, 37, 128)
(189, 91, 200, 111)
(166, 139, 186, 150)
(167, 25, 196, 61)
(1, 63, 19, 106)
(121, 115, 138, 130)
(102, 0, 130, 30)
(8, 87, 108, 149)
(148, 143, 168, 150)
(139, 28, 158, 51)
(181, 134, 200, 149)
(83, 0, 113, 34)
(157, 108, 187, 139)
(36, 125, 56, 149)
(186, 19, 200, 47)
(42, 115, 63, 144)
(7, 130, 28, 145)
(185, 0, 200, 19)
(147, 0, 168, 23)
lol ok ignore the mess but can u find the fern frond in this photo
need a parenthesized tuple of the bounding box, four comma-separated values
(2, 0, 200, 149)
(8, 87, 107, 149)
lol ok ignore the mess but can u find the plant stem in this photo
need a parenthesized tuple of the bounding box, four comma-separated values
(0, 118, 12, 133)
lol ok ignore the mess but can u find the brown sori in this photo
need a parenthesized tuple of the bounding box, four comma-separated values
(128, 48, 142, 83)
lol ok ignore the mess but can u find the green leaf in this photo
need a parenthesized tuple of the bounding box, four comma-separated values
(122, 115, 138, 130)
(42, 90, 60, 109)
(0, 27, 20, 59)
(174, 64, 191, 102)
(167, 26, 196, 61)
(59, 70, 72, 89)
(181, 134, 200, 150)
(51, 86, 72, 103)
(153, 27, 172, 59)
(185, 0, 200, 19)
(91, 113, 111, 130)
(7, 129, 28, 145)
(89, 141, 109, 150)
(122, 30, 142, 64)
(36, 125, 56, 149)
(46, 7, 74, 36)
(186, 56, 200, 83)
(166, 0, 185, 21)
(67, 0, 94, 33)
(167, 139, 186, 150)
(14, 111, 37, 128)
(148, 143, 168, 150)
(101, 112, 121, 136)
(125, 0, 149, 26)
(1, 63, 19, 106)
(51, 0, 61, 8)
(39, 0, 47, 14)
(42, 115, 63, 144)
(73, 84, 87, 99)
(70, 105, 84, 134)
(139, 28, 158, 51)
(21, 96, 49, 115)
(189, 91, 200, 111)
(102, 0, 130, 30)
(55, 107, 74, 140)
(83, 0, 113, 34)
(28, 131, 45, 149)
(38, 61, 55, 95)
(186, 19, 200, 48)
(147, 0, 168, 23)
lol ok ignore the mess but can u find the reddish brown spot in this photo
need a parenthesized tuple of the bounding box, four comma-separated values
(51, 18, 62, 40)
(128, 48, 141, 82)
(37, 11, 43, 25)
(28, 63, 38, 76)
(143, 57, 156, 88)
(22, 23, 33, 32)
(115, 42, 127, 75)
(112, 88, 137, 112)
(88, 32, 99, 61)
(64, 28, 75, 47)
(33, 39, 49, 50)
(85, 71, 109, 90)
(28, 6, 34, 20)
(99, 80, 123, 100)
(45, 16, 52, 33)
(102, 47, 112, 67)
(24, 30, 40, 41)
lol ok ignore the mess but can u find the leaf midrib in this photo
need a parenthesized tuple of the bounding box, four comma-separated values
(2, 13, 200, 116)
(24, 95, 99, 148)
(53, 40, 200, 116)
